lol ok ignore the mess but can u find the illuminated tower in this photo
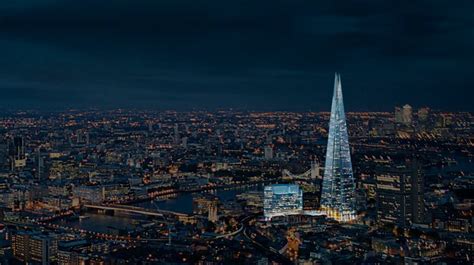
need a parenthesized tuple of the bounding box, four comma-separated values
(320, 73, 356, 222)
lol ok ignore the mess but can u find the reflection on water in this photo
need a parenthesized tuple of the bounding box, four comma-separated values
(140, 184, 263, 214)
(56, 185, 263, 233)
(54, 213, 138, 234)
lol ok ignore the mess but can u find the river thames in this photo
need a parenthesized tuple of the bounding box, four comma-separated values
(54, 185, 263, 234)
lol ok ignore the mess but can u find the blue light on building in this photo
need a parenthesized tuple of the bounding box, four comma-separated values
(320, 73, 357, 222)
(264, 184, 303, 221)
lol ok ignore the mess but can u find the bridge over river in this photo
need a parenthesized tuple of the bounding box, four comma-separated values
(84, 204, 188, 218)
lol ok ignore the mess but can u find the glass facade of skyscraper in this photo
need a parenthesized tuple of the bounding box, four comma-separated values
(320, 73, 357, 222)
(264, 184, 303, 221)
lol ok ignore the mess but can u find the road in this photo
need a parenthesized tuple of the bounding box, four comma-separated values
(240, 214, 293, 264)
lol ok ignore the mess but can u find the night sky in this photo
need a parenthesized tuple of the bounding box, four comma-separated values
(0, 0, 473, 111)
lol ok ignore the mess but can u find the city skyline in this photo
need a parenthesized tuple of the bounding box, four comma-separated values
(0, 104, 471, 264)
(0, 1, 472, 264)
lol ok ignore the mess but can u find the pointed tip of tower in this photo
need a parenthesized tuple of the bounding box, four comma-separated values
(333, 72, 343, 99)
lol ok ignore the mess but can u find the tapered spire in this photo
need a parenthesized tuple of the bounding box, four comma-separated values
(320, 73, 356, 222)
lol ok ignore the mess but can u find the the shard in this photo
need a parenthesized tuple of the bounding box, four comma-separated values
(320, 73, 356, 222)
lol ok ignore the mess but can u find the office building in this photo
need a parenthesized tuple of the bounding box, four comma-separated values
(12, 231, 57, 265)
(174, 124, 180, 145)
(264, 184, 303, 221)
(395, 107, 403, 124)
(376, 163, 425, 227)
(402, 104, 413, 126)
(10, 136, 26, 169)
(320, 73, 357, 222)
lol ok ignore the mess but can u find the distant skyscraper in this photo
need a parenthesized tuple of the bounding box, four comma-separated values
(320, 73, 356, 222)
(394, 106, 403, 124)
(264, 184, 303, 221)
(402, 104, 413, 126)
(173, 124, 180, 144)
(37, 148, 43, 180)
(10, 136, 26, 169)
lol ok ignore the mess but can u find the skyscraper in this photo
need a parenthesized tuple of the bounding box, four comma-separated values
(320, 73, 356, 222)
(402, 104, 413, 125)
(174, 123, 180, 145)
(395, 106, 403, 124)
(10, 136, 26, 169)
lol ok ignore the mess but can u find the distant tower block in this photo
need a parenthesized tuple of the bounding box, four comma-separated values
(402, 104, 413, 126)
(174, 124, 180, 144)
(11, 136, 26, 169)
(37, 148, 43, 180)
(320, 73, 357, 222)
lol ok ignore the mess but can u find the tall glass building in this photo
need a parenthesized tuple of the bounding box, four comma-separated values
(264, 184, 303, 221)
(320, 73, 356, 222)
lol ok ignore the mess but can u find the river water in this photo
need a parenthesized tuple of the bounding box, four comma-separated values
(54, 185, 263, 233)
(53, 155, 473, 234)
(140, 184, 263, 214)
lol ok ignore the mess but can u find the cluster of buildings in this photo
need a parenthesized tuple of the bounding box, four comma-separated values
(258, 74, 473, 264)
(0, 74, 470, 263)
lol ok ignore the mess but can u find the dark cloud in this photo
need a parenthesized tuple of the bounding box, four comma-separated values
(0, 0, 472, 111)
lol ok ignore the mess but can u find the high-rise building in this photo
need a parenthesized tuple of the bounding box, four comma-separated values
(395, 107, 403, 124)
(12, 231, 29, 262)
(376, 163, 425, 227)
(0, 136, 9, 171)
(320, 73, 357, 222)
(10, 136, 26, 169)
(173, 124, 180, 145)
(264, 184, 303, 221)
(402, 104, 413, 126)
(37, 148, 43, 180)
(12, 231, 57, 265)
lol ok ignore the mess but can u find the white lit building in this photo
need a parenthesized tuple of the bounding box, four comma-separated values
(264, 184, 303, 221)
